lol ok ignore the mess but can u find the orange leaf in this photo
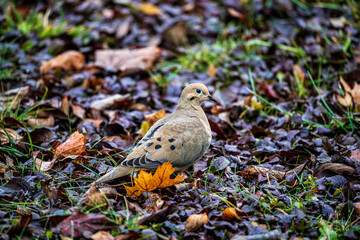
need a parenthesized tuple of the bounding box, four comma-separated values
(125, 162, 184, 197)
(222, 207, 241, 221)
(144, 109, 167, 127)
(55, 131, 88, 157)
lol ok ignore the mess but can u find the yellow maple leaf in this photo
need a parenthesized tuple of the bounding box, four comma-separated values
(125, 162, 184, 197)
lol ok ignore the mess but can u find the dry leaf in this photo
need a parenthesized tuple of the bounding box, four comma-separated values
(222, 207, 241, 221)
(55, 131, 87, 157)
(0, 128, 21, 145)
(354, 202, 360, 216)
(27, 115, 55, 127)
(35, 158, 56, 172)
(337, 92, 353, 107)
(228, 8, 244, 19)
(94, 47, 161, 75)
(90, 94, 130, 111)
(352, 82, 360, 104)
(125, 162, 184, 197)
(116, 17, 132, 39)
(161, 20, 188, 46)
(40, 50, 85, 74)
(144, 109, 166, 127)
(138, 3, 162, 15)
(185, 213, 208, 232)
(91, 231, 114, 240)
(207, 64, 217, 77)
(0, 86, 29, 111)
(337, 76, 360, 106)
(313, 163, 357, 179)
(350, 149, 360, 163)
(81, 184, 117, 210)
(241, 166, 285, 179)
(72, 104, 86, 119)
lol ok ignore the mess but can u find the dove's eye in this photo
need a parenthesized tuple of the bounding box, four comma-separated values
(195, 89, 202, 94)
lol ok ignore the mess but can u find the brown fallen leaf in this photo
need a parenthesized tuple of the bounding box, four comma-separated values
(185, 213, 208, 232)
(91, 231, 114, 240)
(90, 94, 130, 111)
(350, 149, 360, 162)
(144, 109, 167, 127)
(56, 212, 118, 238)
(313, 162, 357, 179)
(354, 202, 360, 216)
(7, 214, 32, 236)
(40, 50, 85, 74)
(0, 86, 29, 111)
(222, 207, 241, 221)
(241, 165, 285, 180)
(81, 184, 118, 210)
(0, 128, 21, 145)
(72, 104, 86, 119)
(138, 3, 162, 15)
(337, 76, 360, 106)
(337, 92, 353, 107)
(27, 115, 55, 127)
(35, 158, 56, 172)
(161, 20, 188, 47)
(94, 46, 161, 75)
(55, 131, 88, 157)
(137, 205, 177, 225)
(125, 162, 184, 197)
(114, 232, 140, 240)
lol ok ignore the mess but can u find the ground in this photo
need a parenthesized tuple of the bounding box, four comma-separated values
(1, 0, 360, 239)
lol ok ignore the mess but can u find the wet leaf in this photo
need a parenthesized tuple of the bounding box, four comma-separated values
(56, 212, 118, 238)
(55, 131, 88, 157)
(313, 163, 357, 179)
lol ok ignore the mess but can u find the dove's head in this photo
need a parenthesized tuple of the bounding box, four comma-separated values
(177, 83, 217, 110)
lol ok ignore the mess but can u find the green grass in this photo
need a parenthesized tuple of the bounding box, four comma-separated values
(0, 3, 92, 43)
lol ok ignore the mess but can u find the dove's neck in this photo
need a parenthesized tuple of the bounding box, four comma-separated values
(175, 102, 211, 133)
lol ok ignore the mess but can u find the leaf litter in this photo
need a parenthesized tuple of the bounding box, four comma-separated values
(0, 0, 360, 239)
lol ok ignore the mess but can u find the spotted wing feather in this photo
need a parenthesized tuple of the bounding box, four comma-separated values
(121, 117, 210, 169)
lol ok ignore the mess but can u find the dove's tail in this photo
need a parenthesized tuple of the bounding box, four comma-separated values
(95, 166, 133, 184)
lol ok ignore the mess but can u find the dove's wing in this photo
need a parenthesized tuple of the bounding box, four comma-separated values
(121, 116, 211, 169)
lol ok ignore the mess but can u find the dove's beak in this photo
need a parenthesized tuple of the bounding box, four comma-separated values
(207, 95, 217, 104)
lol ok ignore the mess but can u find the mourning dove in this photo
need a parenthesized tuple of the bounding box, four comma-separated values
(96, 83, 217, 184)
